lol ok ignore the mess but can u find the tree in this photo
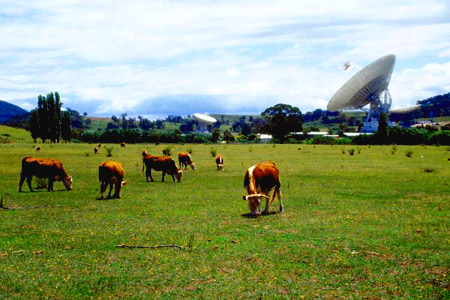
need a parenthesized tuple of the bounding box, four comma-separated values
(375, 112, 388, 144)
(61, 111, 72, 142)
(29, 110, 40, 142)
(261, 103, 303, 143)
(223, 130, 234, 144)
(211, 128, 220, 143)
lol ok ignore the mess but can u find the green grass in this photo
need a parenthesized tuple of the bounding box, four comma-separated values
(0, 125, 34, 143)
(1, 143, 449, 299)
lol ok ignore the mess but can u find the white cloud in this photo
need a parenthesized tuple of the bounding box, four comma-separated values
(0, 0, 449, 116)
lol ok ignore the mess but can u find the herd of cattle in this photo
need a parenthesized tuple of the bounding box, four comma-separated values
(18, 148, 283, 216)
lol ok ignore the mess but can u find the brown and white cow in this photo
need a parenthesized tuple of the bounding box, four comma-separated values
(178, 152, 196, 170)
(19, 157, 73, 192)
(243, 162, 283, 216)
(35, 146, 41, 152)
(94, 147, 99, 154)
(142, 155, 182, 182)
(98, 161, 127, 199)
(120, 142, 126, 147)
(215, 155, 224, 171)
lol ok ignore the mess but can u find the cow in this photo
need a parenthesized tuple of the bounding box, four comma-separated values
(19, 157, 73, 192)
(97, 143, 102, 148)
(98, 161, 127, 199)
(94, 147, 99, 154)
(35, 146, 41, 152)
(215, 155, 224, 171)
(178, 152, 196, 170)
(243, 162, 283, 216)
(120, 142, 126, 147)
(142, 155, 182, 182)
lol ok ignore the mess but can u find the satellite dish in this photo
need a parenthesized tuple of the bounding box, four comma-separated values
(389, 105, 421, 114)
(328, 54, 396, 132)
(193, 113, 217, 124)
(328, 54, 395, 112)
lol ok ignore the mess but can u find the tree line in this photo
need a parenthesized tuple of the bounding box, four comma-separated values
(28, 92, 71, 143)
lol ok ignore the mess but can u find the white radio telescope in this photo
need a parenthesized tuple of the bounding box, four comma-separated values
(193, 113, 217, 132)
(328, 54, 396, 132)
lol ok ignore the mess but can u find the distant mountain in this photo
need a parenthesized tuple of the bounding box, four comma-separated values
(0, 100, 29, 123)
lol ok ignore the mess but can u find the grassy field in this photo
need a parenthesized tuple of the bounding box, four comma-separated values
(1, 142, 449, 299)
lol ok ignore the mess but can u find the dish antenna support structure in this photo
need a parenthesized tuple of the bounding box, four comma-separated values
(328, 54, 396, 132)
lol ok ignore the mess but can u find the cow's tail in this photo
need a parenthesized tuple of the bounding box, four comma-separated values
(141, 158, 145, 176)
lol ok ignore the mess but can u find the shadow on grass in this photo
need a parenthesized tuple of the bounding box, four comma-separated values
(241, 211, 279, 218)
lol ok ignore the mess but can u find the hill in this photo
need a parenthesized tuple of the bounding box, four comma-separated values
(0, 125, 33, 143)
(0, 100, 28, 123)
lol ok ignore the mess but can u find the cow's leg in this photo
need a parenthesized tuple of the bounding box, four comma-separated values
(107, 183, 113, 198)
(26, 175, 35, 192)
(19, 173, 26, 192)
(113, 182, 121, 199)
(147, 169, 154, 182)
(277, 189, 284, 212)
(262, 191, 272, 215)
(48, 177, 54, 191)
(99, 182, 108, 199)
(161, 172, 166, 182)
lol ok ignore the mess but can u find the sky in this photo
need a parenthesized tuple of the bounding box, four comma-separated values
(1, 0, 449, 119)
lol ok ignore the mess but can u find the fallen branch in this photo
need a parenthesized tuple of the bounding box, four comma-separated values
(117, 235, 195, 251)
(117, 244, 189, 250)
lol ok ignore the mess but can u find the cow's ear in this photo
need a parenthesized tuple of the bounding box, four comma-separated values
(243, 195, 248, 201)
(68, 176, 73, 182)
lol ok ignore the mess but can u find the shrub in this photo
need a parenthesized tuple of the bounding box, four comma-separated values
(348, 148, 355, 155)
(187, 147, 193, 154)
(357, 147, 362, 154)
(391, 145, 398, 155)
(105, 147, 113, 157)
(85, 152, 90, 157)
(405, 150, 414, 157)
(162, 146, 172, 156)
(210, 148, 217, 157)
(423, 167, 434, 173)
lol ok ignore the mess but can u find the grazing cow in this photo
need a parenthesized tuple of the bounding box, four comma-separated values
(97, 143, 102, 148)
(215, 155, 224, 170)
(94, 147, 99, 154)
(19, 157, 73, 192)
(98, 161, 127, 199)
(142, 155, 182, 182)
(120, 142, 126, 147)
(35, 146, 41, 152)
(178, 152, 196, 170)
(243, 162, 283, 216)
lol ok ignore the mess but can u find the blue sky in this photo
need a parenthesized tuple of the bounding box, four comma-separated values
(0, 0, 449, 118)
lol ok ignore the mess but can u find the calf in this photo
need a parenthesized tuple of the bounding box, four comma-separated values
(98, 161, 127, 199)
(142, 155, 182, 182)
(178, 152, 196, 170)
(215, 155, 224, 170)
(243, 162, 283, 216)
(19, 157, 73, 192)
(94, 147, 99, 154)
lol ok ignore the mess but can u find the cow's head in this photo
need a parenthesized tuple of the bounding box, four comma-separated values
(217, 164, 224, 171)
(175, 170, 183, 182)
(63, 176, 73, 190)
(190, 162, 196, 170)
(243, 194, 269, 216)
